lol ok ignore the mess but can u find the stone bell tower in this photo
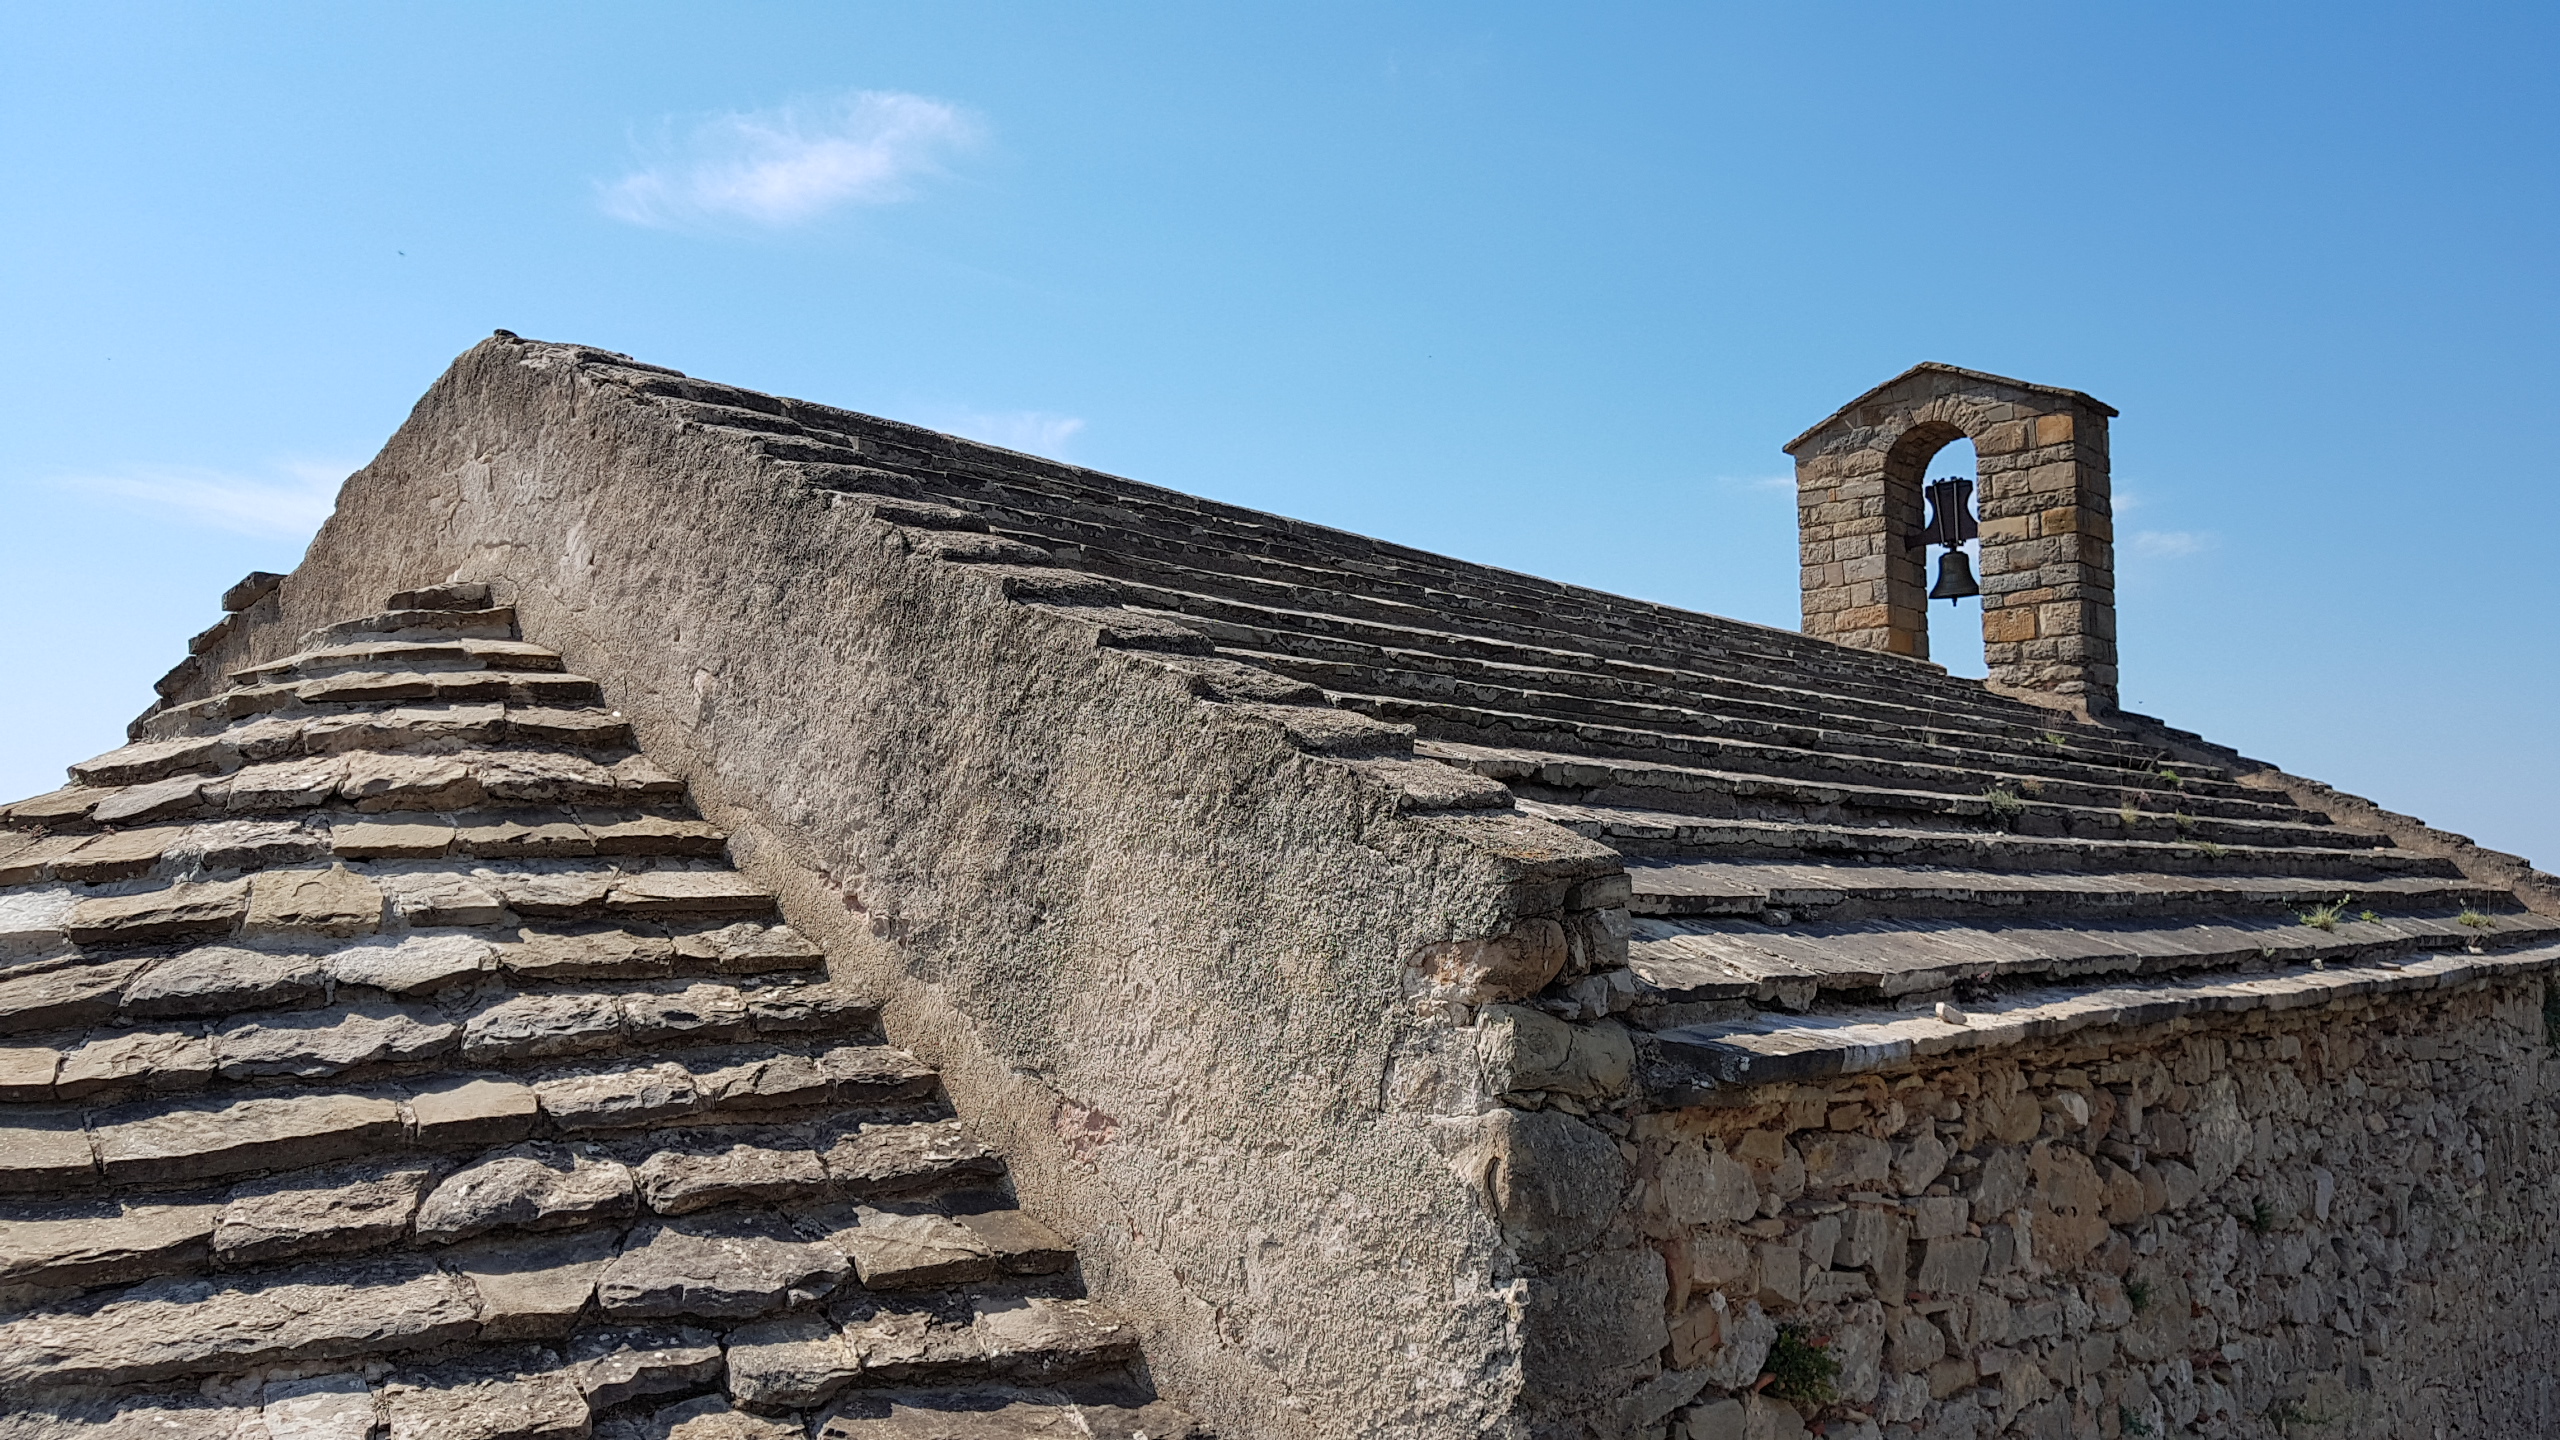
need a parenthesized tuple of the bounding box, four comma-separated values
(1785, 362, 2119, 714)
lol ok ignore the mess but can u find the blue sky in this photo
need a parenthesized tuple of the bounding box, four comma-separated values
(4, 3, 2554, 866)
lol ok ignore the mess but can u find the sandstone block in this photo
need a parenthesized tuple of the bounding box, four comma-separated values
(379, 1369, 589, 1440)
(330, 815, 458, 861)
(635, 1140, 827, 1214)
(463, 992, 626, 1061)
(215, 1001, 459, 1079)
(0, 957, 152, 1034)
(456, 813, 596, 860)
(536, 1063, 701, 1131)
(1912, 1235, 1988, 1293)
(818, 1043, 937, 1102)
(122, 945, 325, 1019)
(623, 984, 752, 1046)
(502, 926, 675, 980)
(262, 1374, 380, 1440)
(673, 921, 823, 975)
(494, 869, 618, 917)
(56, 826, 190, 883)
(951, 1209, 1076, 1274)
(0, 1199, 220, 1288)
(377, 872, 511, 927)
(1798, 1132, 1891, 1191)
(1409, 918, 1569, 1004)
(567, 1325, 725, 1409)
(66, 881, 249, 947)
(574, 811, 727, 859)
(225, 757, 350, 812)
(215, 1162, 437, 1263)
(409, 1077, 541, 1146)
(723, 1314, 858, 1411)
(247, 865, 385, 939)
(742, 983, 875, 1036)
(694, 1051, 833, 1114)
(1661, 1140, 1759, 1226)
(606, 871, 777, 917)
(58, 1029, 217, 1099)
(0, 883, 79, 959)
(445, 1226, 620, 1339)
(0, 1042, 60, 1099)
(971, 1295, 1140, 1376)
(839, 1211, 998, 1290)
(414, 1143, 635, 1243)
(327, 932, 496, 993)
(0, 1105, 98, 1190)
(0, 1261, 478, 1387)
(92, 1092, 402, 1185)
(339, 754, 485, 812)
(90, 778, 207, 827)
(820, 1120, 1003, 1195)
(595, 1212, 849, 1319)
(645, 1397, 803, 1440)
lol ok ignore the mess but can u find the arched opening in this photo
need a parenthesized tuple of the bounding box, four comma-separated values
(1923, 437, 1985, 679)
(1877, 422, 1986, 677)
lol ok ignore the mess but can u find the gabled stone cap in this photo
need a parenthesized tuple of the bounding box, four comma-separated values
(1783, 361, 2119, 454)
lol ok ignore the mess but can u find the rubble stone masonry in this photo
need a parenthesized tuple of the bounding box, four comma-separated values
(1627, 976, 2560, 1439)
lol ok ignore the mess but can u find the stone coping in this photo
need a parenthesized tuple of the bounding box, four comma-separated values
(1641, 939, 2560, 1103)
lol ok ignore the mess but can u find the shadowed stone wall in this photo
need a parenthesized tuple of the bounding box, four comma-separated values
(1624, 975, 2560, 1440)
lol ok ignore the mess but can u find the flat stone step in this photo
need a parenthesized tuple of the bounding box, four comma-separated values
(48, 706, 639, 794)
(1429, 740, 2326, 832)
(232, 638, 568, 686)
(302, 607, 522, 648)
(1208, 633, 2182, 780)
(1523, 801, 2433, 880)
(810, 1386, 1202, 1439)
(1624, 857, 2517, 924)
(1348, 691, 2258, 811)
(1628, 907, 2560, 1005)
(139, 671, 607, 739)
(1100, 576, 2214, 790)
(0, 974, 868, 1103)
(1645, 940, 2560, 1098)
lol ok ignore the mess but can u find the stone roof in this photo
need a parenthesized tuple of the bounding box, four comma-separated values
(0, 587, 1196, 1440)
(6, 334, 2554, 1439)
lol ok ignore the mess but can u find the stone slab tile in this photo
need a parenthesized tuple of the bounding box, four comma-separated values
(91, 1092, 403, 1186)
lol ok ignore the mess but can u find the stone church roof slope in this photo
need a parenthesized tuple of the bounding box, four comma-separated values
(7, 334, 2556, 1439)
(0, 588, 1199, 1440)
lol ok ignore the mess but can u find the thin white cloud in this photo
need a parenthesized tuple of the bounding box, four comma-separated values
(56, 460, 346, 538)
(602, 91, 982, 230)
(2131, 529, 2213, 559)
(921, 409, 1087, 457)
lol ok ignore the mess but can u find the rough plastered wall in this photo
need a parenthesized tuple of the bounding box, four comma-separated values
(1623, 977, 2560, 1440)
(163, 337, 1657, 1440)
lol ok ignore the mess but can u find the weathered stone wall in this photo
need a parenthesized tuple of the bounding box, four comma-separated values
(163, 337, 1646, 1439)
(1624, 975, 2560, 1439)
(1788, 365, 2119, 713)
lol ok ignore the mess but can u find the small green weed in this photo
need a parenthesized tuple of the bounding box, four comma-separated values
(2457, 909, 2496, 930)
(1982, 787, 2026, 827)
(2358, 910, 2378, 924)
(2297, 897, 2354, 932)
(2189, 840, 2228, 860)
(2118, 801, 2141, 828)
(2043, 731, 2068, 748)
(2160, 767, 2186, 790)
(2245, 1197, 2276, 1233)
(2172, 811, 2196, 833)
(2119, 1406, 2156, 1437)
(1760, 1324, 1839, 1406)
(2125, 1278, 2152, 1313)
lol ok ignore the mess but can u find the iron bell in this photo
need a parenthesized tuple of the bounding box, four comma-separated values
(1929, 548, 1981, 602)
